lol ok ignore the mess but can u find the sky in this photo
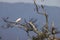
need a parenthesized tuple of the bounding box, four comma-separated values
(0, 0, 60, 7)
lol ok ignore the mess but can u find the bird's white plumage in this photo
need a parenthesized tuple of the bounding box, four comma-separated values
(16, 18, 21, 22)
(52, 21, 55, 27)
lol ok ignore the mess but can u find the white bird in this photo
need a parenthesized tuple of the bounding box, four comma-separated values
(16, 18, 21, 23)
(52, 21, 55, 27)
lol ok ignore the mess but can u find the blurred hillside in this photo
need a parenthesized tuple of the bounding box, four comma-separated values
(0, 2, 60, 40)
